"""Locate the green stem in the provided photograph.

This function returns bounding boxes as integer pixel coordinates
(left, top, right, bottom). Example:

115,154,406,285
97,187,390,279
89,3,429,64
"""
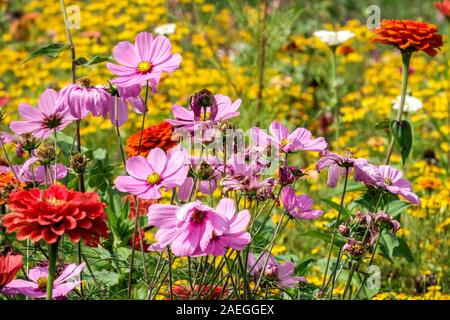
384,51,412,165
46,239,59,300
330,47,339,150
137,81,149,155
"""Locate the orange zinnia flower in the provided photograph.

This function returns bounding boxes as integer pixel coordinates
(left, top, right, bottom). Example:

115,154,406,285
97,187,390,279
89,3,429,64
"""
435,0,450,17
125,121,177,157
0,172,22,204
372,20,443,57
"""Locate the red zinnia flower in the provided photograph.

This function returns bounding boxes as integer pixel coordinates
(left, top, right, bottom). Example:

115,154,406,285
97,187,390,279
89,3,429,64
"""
435,0,450,17
372,20,443,57
167,284,226,300
0,254,23,289
125,121,177,157
2,185,108,245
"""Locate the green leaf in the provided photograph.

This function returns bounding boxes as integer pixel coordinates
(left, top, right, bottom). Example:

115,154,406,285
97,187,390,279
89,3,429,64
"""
93,148,107,160
24,43,70,63
295,258,315,276
375,120,391,130
390,120,413,165
392,236,414,263
75,55,112,66
381,231,399,258
325,181,366,197
385,200,411,218
300,231,344,248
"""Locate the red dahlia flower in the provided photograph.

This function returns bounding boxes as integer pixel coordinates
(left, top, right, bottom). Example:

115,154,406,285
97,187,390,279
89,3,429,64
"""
2,185,108,245
0,254,23,289
372,20,443,57
125,121,177,157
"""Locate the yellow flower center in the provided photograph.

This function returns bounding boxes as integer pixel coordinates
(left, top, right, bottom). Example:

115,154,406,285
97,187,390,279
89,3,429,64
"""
137,61,152,73
79,77,92,88
384,177,393,186
342,149,353,159
37,277,48,291
201,111,211,121
280,139,290,147
146,172,161,185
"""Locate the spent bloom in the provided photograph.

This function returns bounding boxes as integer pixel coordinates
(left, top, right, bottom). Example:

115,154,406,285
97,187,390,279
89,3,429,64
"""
0,254,23,290
247,252,302,289
1,263,84,299
115,147,188,200
251,121,327,154
10,88,72,139
372,20,443,57
314,30,355,47
107,32,181,90
281,186,323,220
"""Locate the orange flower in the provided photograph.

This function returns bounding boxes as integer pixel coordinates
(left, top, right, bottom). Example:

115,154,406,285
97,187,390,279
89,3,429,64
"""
435,0,450,17
372,20,443,57
0,172,22,205
125,121,177,157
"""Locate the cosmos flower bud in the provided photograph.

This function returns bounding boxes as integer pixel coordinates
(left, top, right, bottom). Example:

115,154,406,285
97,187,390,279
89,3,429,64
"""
70,153,89,175
190,89,218,122
196,161,216,180
36,143,57,165
338,224,350,236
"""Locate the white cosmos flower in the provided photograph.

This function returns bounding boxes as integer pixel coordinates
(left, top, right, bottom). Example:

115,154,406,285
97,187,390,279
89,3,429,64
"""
313,30,355,46
393,95,423,113
154,23,176,35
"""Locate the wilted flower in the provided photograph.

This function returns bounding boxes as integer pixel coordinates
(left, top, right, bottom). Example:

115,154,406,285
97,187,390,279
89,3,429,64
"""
374,211,401,234
343,239,367,260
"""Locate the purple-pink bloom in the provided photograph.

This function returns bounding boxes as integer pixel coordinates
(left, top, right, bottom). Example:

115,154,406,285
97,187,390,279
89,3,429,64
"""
20,164,68,185
354,161,420,205
1,263,85,299
115,147,188,200
281,186,323,220
10,89,73,139
58,81,109,120
0,132,14,145
107,32,181,90
316,150,356,187
147,200,228,256
202,198,251,256
167,94,241,131
251,121,327,154
247,252,302,288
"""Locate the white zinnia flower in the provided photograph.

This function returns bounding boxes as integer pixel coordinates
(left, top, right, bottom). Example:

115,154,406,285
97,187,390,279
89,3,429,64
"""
313,30,355,46
154,23,176,36
392,95,423,113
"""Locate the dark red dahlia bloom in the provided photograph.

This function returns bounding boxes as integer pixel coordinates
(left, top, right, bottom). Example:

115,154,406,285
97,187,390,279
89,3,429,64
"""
3,185,108,245
0,254,23,289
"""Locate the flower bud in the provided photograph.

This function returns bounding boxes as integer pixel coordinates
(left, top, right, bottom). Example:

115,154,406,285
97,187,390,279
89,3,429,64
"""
18,133,40,152
70,153,89,175
338,224,350,236
36,143,57,165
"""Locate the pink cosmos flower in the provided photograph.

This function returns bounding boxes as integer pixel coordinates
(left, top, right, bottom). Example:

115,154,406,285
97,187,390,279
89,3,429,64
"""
354,161,420,204
316,150,360,187
147,200,228,256
167,94,241,131
247,252,302,289
107,32,181,90
20,164,68,185
281,186,323,220
10,89,73,139
251,121,327,154
114,147,188,200
59,81,110,120
0,132,14,145
202,198,251,256
1,263,85,299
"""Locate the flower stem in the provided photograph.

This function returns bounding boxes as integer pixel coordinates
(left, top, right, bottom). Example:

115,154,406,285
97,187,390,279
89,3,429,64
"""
384,51,412,165
114,96,127,168
321,167,349,293
137,81,149,155
46,239,59,300
330,47,339,150
60,0,76,83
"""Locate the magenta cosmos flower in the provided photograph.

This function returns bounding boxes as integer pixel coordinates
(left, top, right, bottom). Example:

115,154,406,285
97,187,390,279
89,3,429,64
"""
251,121,327,154
10,88,72,139
1,263,85,299
147,200,228,256
247,252,302,289
281,186,323,220
59,79,110,120
354,161,420,205
167,94,241,131
107,32,181,90
316,150,363,187
201,198,251,256
115,147,188,200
